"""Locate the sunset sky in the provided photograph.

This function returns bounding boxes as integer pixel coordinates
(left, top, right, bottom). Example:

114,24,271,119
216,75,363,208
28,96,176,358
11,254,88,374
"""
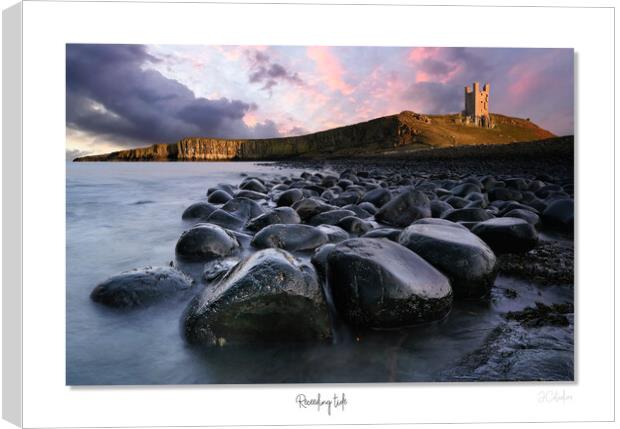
66,44,573,158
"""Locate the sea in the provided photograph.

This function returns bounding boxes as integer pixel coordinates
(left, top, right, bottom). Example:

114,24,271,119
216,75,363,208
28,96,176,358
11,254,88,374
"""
66,162,573,385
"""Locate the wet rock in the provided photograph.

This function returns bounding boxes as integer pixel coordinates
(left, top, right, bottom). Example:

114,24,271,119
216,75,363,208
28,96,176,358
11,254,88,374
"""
472,217,538,254
181,202,218,220
183,249,332,345
342,204,373,219
207,183,236,197
399,224,497,299
450,183,481,197
207,189,233,204
308,209,357,226
252,224,328,252
337,216,373,235
311,243,336,281
504,302,573,327
431,199,453,217
497,241,574,285
362,227,402,242
176,223,240,261
375,188,431,227
203,257,240,282
445,195,469,208
411,217,469,230
442,208,494,222
276,189,304,207
235,190,269,200
292,198,337,221
90,266,194,308
221,197,265,221
542,199,574,232
503,208,541,226
316,224,350,243
246,207,301,232
239,178,268,194
326,238,452,328
204,209,246,230
358,201,379,215
361,187,391,207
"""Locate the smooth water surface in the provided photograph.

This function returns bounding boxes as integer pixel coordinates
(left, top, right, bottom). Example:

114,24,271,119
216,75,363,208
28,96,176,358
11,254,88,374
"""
66,162,573,385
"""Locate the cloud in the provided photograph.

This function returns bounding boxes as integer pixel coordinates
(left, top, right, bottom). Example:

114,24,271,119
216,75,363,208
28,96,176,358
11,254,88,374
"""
402,81,462,114
65,148,91,161
66,44,280,148
246,50,303,92
306,47,354,95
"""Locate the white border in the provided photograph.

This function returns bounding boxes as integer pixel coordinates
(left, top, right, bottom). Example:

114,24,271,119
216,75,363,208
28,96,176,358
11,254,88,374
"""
15,1,615,427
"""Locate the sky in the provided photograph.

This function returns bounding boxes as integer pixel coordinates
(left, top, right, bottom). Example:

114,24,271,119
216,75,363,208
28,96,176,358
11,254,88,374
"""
66,44,573,159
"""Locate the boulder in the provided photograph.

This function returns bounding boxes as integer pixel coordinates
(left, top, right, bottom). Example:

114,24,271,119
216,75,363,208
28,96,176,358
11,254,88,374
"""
336,216,373,235
442,208,494,222
361,187,392,207
292,198,337,221
375,188,431,227
90,266,193,308
252,224,328,252
204,209,245,230
362,228,402,242
239,178,268,194
176,223,240,261
399,224,497,299
472,217,539,254
326,238,452,328
221,197,265,221
542,199,574,232
316,224,350,243
503,208,541,226
181,202,218,220
183,249,332,345
207,189,233,204
308,209,356,226
276,189,304,207
311,243,336,281
246,207,301,232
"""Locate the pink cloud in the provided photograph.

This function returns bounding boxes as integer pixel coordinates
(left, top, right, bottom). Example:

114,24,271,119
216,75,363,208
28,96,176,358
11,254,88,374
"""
306,47,355,95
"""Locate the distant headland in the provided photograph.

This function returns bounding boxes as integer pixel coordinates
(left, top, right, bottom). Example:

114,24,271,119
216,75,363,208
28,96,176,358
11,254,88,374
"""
73,111,555,162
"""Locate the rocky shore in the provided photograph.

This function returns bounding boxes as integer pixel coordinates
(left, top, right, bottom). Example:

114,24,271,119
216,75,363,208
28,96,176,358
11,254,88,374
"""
88,138,574,380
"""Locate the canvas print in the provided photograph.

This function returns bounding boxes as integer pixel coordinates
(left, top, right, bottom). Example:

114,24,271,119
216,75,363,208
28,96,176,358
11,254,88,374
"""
66,44,574,385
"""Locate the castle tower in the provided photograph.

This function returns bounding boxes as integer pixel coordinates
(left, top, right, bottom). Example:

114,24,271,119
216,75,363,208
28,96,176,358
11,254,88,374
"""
464,82,491,127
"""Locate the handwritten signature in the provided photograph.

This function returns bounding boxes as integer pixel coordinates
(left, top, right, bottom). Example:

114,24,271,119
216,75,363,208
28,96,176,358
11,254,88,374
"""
538,389,573,404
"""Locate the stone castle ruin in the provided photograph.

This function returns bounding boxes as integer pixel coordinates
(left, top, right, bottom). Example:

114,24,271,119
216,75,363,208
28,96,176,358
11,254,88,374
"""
464,82,492,128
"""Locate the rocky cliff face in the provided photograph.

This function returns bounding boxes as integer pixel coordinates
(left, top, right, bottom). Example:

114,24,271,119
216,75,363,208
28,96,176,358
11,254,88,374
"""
73,111,556,162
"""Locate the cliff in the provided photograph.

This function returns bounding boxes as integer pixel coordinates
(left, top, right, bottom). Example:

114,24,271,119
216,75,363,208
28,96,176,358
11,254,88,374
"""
73,111,556,162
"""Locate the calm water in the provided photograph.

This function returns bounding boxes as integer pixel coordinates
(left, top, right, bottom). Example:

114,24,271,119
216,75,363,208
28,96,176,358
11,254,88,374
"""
66,162,574,385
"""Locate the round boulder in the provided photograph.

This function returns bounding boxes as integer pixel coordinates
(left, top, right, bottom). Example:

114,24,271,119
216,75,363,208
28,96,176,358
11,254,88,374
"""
176,223,240,261
399,224,497,299
181,202,218,220
251,224,328,252
375,188,431,227
183,249,332,345
90,266,194,308
542,199,574,232
326,238,453,328
246,207,301,232
472,217,539,254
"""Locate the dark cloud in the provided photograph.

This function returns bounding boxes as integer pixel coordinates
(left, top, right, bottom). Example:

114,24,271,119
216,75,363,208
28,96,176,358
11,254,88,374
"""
246,50,303,92
66,44,280,148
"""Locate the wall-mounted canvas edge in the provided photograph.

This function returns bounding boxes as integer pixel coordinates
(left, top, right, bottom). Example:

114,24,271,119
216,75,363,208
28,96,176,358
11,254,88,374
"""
2,2,23,427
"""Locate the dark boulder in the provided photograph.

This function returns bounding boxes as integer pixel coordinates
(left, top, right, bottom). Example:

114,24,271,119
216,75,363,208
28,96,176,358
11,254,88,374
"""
362,228,402,242
542,199,574,232
246,207,301,232
292,198,337,221
221,197,265,221
399,224,497,299
442,208,494,222
375,188,431,227
472,217,539,254
176,223,240,261
326,238,452,328
308,209,357,226
252,224,328,252
276,189,304,207
336,216,373,235
91,266,194,308
361,187,392,207
207,189,233,204
316,224,350,243
181,202,218,220
183,249,332,345
204,209,245,230
239,178,268,194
